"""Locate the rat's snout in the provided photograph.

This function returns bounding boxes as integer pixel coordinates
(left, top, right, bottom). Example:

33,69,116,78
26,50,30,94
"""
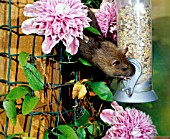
127,62,136,77
125,63,135,77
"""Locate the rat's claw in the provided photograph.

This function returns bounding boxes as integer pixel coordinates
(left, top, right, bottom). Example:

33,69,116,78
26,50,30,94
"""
123,76,131,80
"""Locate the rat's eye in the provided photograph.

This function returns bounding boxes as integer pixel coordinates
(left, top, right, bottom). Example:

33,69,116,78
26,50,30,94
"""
110,60,120,65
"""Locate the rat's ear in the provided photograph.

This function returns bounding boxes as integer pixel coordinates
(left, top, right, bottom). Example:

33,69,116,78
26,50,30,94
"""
83,35,89,43
122,47,128,55
111,59,120,65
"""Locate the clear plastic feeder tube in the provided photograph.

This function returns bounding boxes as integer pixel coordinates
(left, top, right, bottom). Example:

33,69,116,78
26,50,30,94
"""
117,0,152,84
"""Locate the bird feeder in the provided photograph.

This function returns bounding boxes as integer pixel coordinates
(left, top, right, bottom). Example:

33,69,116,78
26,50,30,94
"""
114,0,158,103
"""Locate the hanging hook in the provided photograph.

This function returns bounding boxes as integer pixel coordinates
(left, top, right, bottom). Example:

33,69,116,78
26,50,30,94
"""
122,58,142,96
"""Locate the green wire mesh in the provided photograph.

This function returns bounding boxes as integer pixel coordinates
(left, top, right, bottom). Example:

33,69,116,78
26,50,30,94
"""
0,0,80,138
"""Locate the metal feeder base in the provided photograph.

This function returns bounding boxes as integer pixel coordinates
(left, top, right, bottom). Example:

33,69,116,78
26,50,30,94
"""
114,90,158,103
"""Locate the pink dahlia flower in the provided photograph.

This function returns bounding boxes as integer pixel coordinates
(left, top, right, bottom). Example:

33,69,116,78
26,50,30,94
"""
21,0,91,55
95,0,117,42
100,101,157,139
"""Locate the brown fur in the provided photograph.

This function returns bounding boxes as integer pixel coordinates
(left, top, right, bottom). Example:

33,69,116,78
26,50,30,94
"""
79,38,133,77
78,9,133,77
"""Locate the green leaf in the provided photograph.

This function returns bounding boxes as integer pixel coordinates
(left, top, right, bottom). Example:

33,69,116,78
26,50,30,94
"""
7,132,26,139
19,51,29,67
77,128,86,139
57,125,78,139
50,132,60,136
3,99,17,126
64,50,72,57
79,58,92,66
23,63,44,91
64,50,73,61
22,94,39,115
22,137,36,139
87,124,94,135
85,0,92,5
43,130,49,139
84,26,101,35
58,135,67,139
6,86,31,100
87,82,114,102
87,122,102,136
75,110,90,126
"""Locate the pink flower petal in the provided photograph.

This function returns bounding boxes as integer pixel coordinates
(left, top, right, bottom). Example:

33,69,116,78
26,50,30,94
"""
42,36,59,54
24,4,35,17
66,37,79,55
95,1,117,42
21,18,36,35
100,109,115,125
102,0,112,2
111,101,123,111
22,0,91,54
100,101,157,138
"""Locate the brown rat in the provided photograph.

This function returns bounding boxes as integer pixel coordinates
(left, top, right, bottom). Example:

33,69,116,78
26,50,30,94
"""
78,9,133,78
78,37,133,77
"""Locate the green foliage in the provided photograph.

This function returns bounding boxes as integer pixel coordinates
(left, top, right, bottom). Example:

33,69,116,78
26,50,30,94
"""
3,99,17,126
19,51,44,91
77,128,86,139
75,110,90,126
43,130,49,139
22,94,39,115
142,102,153,109
57,125,79,139
6,86,31,100
2,51,43,125
79,58,92,66
19,52,29,67
22,137,37,139
22,64,44,91
87,82,114,102
64,51,73,62
81,0,102,8
58,135,67,139
7,132,26,139
84,26,101,35
3,85,39,124
87,121,103,136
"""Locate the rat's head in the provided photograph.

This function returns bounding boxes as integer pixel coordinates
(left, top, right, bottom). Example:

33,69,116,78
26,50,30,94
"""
92,41,134,78
109,47,134,77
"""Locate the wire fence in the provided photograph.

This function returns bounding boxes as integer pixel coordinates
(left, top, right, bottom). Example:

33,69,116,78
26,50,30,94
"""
0,0,80,138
